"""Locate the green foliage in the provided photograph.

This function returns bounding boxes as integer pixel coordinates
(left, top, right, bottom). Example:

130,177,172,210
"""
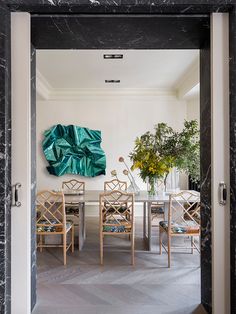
129,120,200,183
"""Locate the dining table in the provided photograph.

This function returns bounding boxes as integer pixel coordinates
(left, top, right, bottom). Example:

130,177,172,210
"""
64,190,197,251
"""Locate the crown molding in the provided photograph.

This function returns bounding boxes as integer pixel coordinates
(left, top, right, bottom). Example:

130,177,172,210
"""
175,57,200,100
36,69,52,100
36,68,177,100
49,87,176,100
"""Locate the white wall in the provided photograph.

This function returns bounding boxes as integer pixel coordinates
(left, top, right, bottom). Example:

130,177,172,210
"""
36,93,188,215
37,94,187,188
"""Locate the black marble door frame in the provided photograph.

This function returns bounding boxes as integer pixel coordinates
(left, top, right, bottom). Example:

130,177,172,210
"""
0,2,235,314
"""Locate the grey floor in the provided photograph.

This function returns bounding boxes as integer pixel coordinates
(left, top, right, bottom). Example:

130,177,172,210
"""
33,217,205,314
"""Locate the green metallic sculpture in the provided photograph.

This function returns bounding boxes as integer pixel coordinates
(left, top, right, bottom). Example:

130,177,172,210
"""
43,124,106,177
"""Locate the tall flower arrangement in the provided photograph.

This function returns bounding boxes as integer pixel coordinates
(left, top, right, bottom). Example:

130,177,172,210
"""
129,120,200,194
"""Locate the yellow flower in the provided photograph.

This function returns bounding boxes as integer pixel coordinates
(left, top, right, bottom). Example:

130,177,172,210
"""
132,161,142,170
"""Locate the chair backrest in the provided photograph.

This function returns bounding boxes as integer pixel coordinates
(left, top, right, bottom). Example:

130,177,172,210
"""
36,190,66,232
168,190,200,233
62,179,85,193
104,179,127,191
99,190,134,233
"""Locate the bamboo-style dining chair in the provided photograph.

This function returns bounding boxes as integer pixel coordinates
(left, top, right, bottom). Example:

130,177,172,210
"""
62,179,85,249
62,179,85,195
151,202,165,227
104,178,127,191
99,190,135,265
36,190,74,265
159,190,200,268
151,180,165,226
62,179,85,214
104,179,130,238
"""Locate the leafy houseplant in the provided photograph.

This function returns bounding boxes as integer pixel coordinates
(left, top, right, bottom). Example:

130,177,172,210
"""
129,120,200,195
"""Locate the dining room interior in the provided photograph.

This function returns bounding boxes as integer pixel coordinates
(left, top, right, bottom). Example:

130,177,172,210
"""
33,48,202,314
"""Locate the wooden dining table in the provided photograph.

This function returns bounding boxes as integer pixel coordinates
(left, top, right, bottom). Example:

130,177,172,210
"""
64,190,196,251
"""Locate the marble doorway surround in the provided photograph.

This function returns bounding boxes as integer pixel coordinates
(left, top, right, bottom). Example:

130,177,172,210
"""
0,1,235,314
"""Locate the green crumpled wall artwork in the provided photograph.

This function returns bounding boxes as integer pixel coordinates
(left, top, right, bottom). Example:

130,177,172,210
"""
43,124,106,177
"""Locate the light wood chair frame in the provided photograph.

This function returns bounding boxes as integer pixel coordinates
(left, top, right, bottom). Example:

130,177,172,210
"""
62,179,85,249
159,190,200,268
151,202,165,227
99,190,135,265
150,180,165,227
104,178,127,191
62,179,85,211
36,190,74,265
62,179,85,193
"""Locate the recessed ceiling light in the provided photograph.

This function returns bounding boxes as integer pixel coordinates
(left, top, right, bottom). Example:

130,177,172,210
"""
103,54,123,59
105,80,120,83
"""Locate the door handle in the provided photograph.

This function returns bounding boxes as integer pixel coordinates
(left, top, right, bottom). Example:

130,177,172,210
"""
12,183,21,207
219,182,227,206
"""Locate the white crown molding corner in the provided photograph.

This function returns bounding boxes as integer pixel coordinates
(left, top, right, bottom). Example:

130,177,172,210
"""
36,69,52,100
184,83,200,101
175,57,200,100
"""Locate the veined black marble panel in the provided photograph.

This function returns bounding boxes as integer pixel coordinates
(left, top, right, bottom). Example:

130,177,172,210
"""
200,42,212,313
0,4,11,314
31,15,210,50
31,45,37,312
3,0,234,14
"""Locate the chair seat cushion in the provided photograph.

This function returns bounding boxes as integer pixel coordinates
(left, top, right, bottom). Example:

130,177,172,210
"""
103,219,131,233
159,220,199,234
151,207,164,214
37,219,73,233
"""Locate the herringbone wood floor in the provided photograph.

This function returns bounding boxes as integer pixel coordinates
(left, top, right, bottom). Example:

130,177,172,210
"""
33,217,205,314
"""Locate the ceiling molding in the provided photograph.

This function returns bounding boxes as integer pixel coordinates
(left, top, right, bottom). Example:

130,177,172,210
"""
36,69,52,100
175,57,200,100
183,83,200,101
36,69,177,100
49,88,177,100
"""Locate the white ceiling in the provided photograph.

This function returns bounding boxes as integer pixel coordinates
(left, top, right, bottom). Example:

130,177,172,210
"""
36,50,199,90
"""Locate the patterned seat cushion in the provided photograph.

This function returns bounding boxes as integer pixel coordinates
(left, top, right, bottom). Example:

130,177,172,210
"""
103,219,131,233
37,219,73,233
151,207,164,214
159,220,199,234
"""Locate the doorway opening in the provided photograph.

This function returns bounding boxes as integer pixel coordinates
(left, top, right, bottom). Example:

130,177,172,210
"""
33,48,202,314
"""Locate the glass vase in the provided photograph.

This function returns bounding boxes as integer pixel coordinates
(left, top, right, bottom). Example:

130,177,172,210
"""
147,177,157,196
127,177,140,195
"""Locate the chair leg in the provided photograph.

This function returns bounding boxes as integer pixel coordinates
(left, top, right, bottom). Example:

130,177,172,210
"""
100,231,103,265
168,234,171,268
78,220,80,250
131,232,135,266
71,226,74,253
63,233,67,266
159,229,162,255
40,235,43,252
191,236,194,254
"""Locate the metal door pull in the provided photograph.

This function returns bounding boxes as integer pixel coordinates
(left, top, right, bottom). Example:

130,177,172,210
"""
12,183,21,207
219,182,227,206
